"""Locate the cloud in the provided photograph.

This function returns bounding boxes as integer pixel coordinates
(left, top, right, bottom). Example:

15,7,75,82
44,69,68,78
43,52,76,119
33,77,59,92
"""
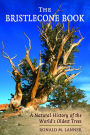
78,84,90,92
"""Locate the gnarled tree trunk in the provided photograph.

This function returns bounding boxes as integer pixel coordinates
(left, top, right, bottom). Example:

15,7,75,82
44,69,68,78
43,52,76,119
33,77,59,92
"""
1,44,23,109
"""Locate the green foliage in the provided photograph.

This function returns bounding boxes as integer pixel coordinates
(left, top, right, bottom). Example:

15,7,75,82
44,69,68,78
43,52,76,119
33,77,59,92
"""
20,58,37,105
47,84,86,108
40,23,79,67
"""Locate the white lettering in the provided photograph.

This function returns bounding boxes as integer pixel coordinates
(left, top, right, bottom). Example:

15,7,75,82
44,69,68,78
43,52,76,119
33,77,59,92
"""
43,15,48,22
33,15,37,22
80,15,84,22
55,15,59,22
67,15,72,22
37,15,42,22
11,15,16,22
73,15,79,22
6,15,10,22
62,14,84,22
62,15,67,22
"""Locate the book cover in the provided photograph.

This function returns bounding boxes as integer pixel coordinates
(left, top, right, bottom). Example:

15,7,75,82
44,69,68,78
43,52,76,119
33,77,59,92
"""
0,0,90,135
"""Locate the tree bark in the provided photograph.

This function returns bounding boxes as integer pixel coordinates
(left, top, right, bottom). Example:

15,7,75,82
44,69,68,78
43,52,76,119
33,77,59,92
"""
10,81,22,109
0,104,9,111
26,95,48,110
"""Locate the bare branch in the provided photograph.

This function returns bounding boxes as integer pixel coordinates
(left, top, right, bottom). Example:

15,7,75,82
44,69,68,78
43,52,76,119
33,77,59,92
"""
63,33,84,65
1,42,16,71
62,23,64,31
68,20,70,33
55,66,69,76
56,29,62,41
8,70,12,75
55,72,66,81
53,24,64,51
8,71,16,81
44,33,53,51
1,42,9,59
57,66,64,73
35,63,44,70
64,72,80,83
64,67,80,72
38,27,53,52
23,32,31,52
55,66,80,81
17,61,24,68
79,30,83,38
45,5,62,32
11,55,17,60
25,54,36,73
57,29,77,63
50,29,77,75
37,25,42,34
49,84,60,94
24,33,36,73
31,53,41,100
64,63,74,66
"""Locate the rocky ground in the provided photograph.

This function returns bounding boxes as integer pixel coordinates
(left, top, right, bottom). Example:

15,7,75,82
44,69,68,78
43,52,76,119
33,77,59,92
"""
0,107,90,135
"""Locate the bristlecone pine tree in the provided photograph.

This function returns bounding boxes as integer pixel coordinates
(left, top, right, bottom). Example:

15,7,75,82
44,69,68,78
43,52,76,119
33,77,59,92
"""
1,7,84,111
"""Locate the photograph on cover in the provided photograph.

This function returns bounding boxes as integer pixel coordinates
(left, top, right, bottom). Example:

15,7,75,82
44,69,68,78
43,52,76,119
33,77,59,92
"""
0,0,90,135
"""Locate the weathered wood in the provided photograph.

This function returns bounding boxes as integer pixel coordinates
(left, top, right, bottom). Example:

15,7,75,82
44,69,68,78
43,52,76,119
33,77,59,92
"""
0,104,9,111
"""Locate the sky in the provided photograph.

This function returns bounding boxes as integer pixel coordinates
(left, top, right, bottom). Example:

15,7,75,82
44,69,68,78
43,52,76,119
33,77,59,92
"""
0,0,90,104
